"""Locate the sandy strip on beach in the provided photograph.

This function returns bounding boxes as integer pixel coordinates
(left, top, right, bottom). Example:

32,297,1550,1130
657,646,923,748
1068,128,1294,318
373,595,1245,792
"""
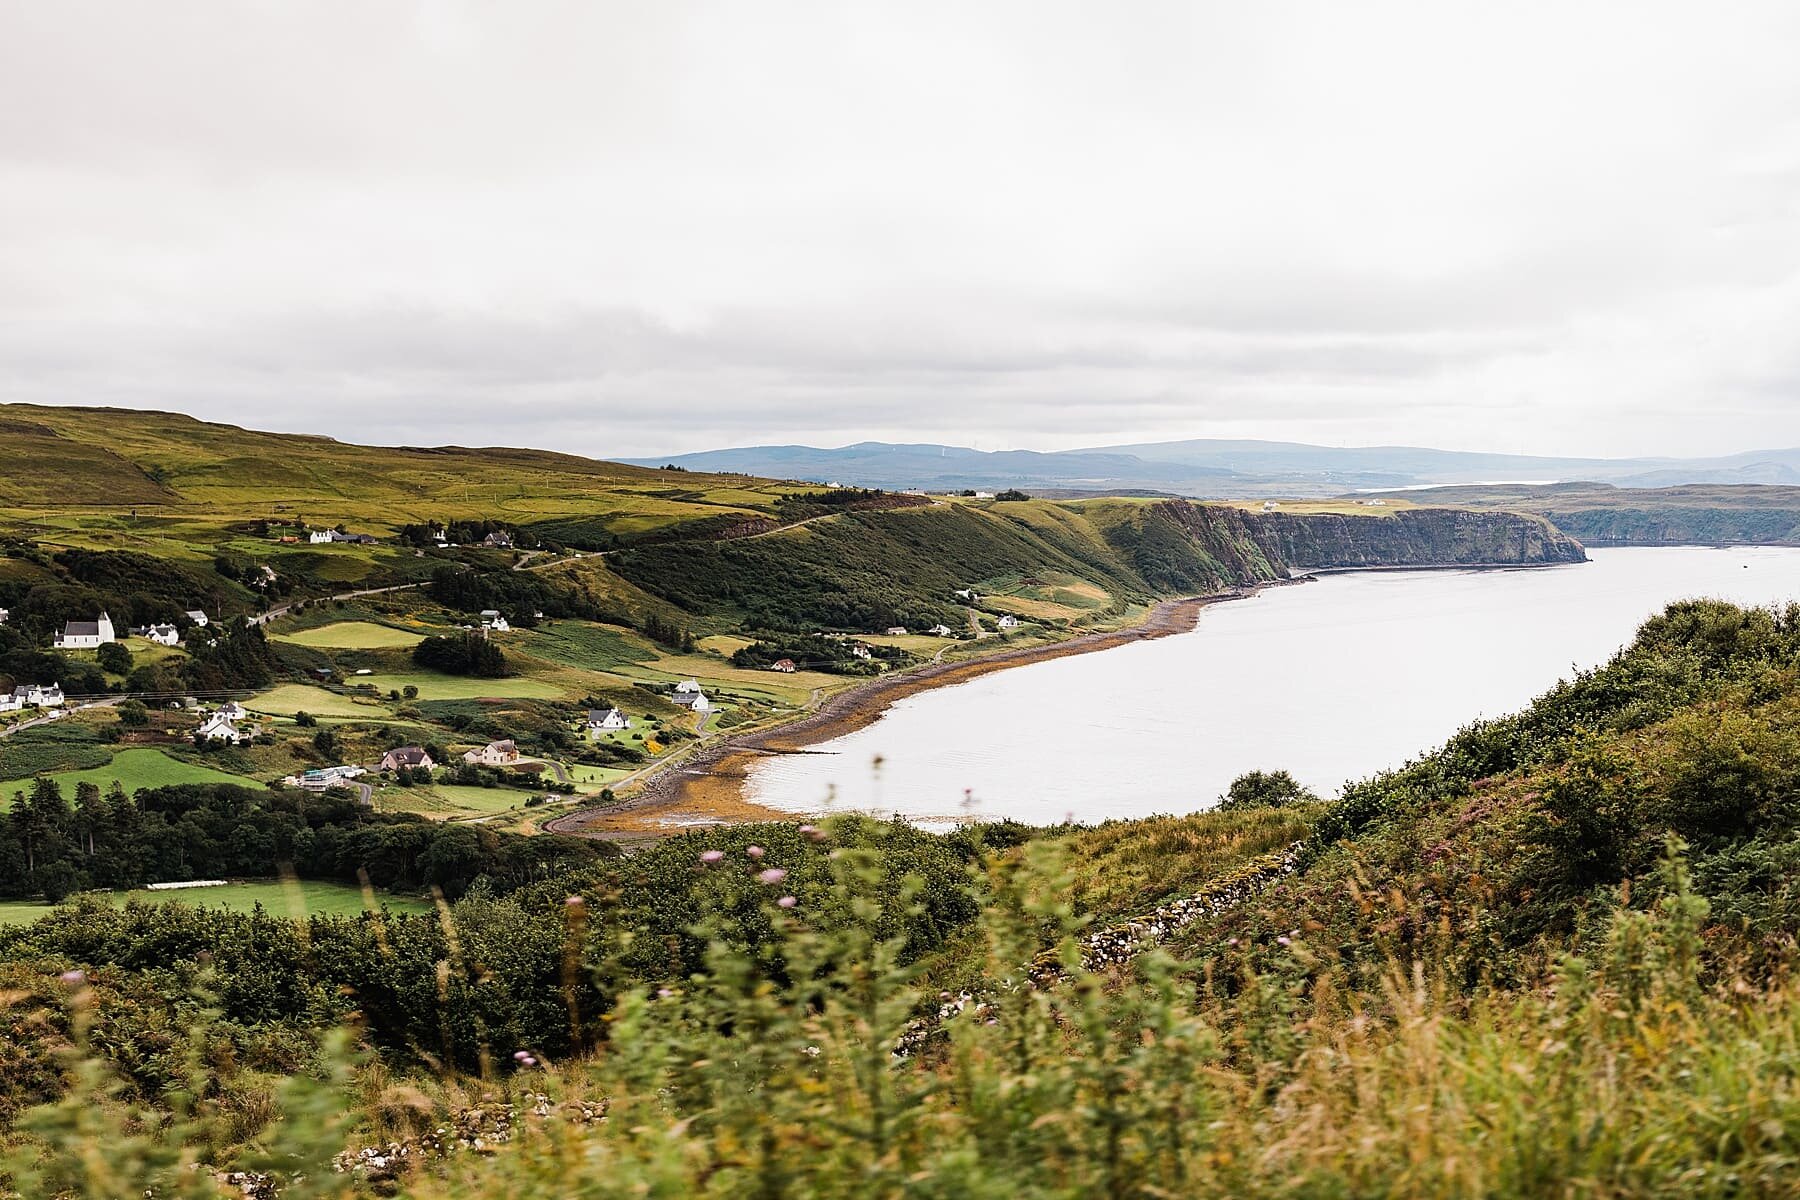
543,589,1267,841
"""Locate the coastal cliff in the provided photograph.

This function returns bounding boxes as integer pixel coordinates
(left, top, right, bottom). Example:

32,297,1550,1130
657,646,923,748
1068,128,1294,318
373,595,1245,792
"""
1250,506,1588,571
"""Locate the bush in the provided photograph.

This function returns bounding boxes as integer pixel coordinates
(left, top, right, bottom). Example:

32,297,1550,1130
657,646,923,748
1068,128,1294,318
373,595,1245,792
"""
1218,768,1318,811
96,642,132,675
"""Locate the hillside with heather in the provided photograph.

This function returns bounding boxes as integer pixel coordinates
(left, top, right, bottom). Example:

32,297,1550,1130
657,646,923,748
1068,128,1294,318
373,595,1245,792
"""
4,599,1800,1195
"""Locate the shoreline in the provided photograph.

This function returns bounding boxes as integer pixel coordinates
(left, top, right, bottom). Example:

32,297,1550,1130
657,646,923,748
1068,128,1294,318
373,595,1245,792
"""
543,585,1278,840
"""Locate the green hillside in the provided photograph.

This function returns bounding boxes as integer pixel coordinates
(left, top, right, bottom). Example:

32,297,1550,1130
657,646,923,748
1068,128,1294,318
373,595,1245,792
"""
5,600,1800,1194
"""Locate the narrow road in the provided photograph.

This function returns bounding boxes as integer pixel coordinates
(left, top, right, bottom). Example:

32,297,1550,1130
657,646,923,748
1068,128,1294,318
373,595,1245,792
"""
250,583,420,626
0,696,122,739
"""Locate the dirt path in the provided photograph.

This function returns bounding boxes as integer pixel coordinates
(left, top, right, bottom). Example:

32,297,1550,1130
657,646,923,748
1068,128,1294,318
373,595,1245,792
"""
545,587,1270,841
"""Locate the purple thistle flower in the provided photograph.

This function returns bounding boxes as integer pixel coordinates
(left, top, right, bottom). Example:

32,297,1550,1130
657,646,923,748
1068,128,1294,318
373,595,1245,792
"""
746,845,765,859
564,895,584,907
777,895,797,909
657,988,674,999
700,849,725,865
59,969,85,985
1277,935,1292,947
758,868,788,885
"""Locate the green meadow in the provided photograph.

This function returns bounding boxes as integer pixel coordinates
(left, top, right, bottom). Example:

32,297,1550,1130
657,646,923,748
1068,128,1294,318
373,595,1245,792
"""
0,878,431,926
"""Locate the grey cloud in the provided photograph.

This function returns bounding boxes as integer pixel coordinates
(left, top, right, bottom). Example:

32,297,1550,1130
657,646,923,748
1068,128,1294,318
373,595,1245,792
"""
1,1,1798,458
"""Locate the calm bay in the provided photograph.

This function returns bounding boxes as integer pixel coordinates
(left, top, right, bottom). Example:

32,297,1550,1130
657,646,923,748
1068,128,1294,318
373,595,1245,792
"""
743,546,1800,825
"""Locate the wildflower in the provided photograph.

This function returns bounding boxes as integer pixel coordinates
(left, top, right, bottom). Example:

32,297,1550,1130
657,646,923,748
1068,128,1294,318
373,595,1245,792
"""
758,868,788,885
803,1045,821,1057
1277,936,1292,947
746,845,765,859
59,969,85,986
1227,938,1239,947
657,987,674,999
564,895,584,906
777,895,797,908
700,849,725,865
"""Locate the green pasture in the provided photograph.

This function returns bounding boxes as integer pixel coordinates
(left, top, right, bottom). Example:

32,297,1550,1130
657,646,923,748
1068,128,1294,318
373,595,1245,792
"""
0,878,431,926
273,620,425,649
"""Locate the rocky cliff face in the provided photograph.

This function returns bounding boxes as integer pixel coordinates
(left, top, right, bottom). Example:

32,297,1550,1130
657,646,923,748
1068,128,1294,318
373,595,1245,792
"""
1131,502,1585,588
1253,507,1588,571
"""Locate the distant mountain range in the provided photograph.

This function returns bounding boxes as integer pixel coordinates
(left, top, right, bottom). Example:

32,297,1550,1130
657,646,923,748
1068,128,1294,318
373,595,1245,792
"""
626,440,1800,497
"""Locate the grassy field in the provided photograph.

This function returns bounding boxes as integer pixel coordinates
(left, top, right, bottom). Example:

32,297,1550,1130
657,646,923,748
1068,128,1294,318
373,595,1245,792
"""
515,621,657,672
0,748,263,806
247,683,397,720
370,783,542,818
1213,498,1411,516
351,672,568,701
0,878,432,925
273,620,425,649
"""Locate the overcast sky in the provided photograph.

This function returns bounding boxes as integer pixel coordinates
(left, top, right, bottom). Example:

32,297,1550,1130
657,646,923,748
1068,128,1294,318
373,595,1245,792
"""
2,2,1797,459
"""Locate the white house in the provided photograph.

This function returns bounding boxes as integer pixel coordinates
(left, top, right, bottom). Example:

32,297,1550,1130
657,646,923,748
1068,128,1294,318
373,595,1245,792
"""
309,529,336,544
0,693,19,714
13,683,64,708
1261,501,1279,513
884,626,908,636
184,609,209,627
0,607,9,624
587,706,631,733
973,491,995,499
482,530,514,549
195,712,249,744
132,624,180,646
217,701,248,722
770,658,797,673
480,610,511,632
670,679,711,713
997,614,1019,629
849,644,873,660
55,612,115,649
928,624,955,637
462,739,520,766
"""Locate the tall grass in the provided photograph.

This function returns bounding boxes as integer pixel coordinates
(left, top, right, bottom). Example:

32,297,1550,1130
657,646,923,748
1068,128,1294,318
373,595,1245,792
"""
8,839,1800,1198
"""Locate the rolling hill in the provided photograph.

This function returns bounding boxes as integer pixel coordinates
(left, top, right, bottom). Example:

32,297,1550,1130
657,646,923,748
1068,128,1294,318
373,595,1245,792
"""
630,438,1800,496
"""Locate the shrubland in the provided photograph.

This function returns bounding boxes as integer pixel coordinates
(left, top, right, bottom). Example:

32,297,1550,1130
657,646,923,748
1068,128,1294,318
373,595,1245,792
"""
4,599,1800,1196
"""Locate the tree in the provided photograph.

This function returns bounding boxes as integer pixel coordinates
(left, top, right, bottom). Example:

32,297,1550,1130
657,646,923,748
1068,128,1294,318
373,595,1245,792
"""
313,727,339,757
1218,769,1318,811
96,642,133,675
413,632,509,678
116,699,149,727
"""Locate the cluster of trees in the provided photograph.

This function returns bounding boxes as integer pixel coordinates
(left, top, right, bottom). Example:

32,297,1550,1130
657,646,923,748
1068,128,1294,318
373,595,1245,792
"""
0,616,278,700
0,549,240,647
730,633,901,675
425,564,599,626
0,815,1003,1074
0,779,607,903
413,631,510,677
396,519,535,550
640,612,696,651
